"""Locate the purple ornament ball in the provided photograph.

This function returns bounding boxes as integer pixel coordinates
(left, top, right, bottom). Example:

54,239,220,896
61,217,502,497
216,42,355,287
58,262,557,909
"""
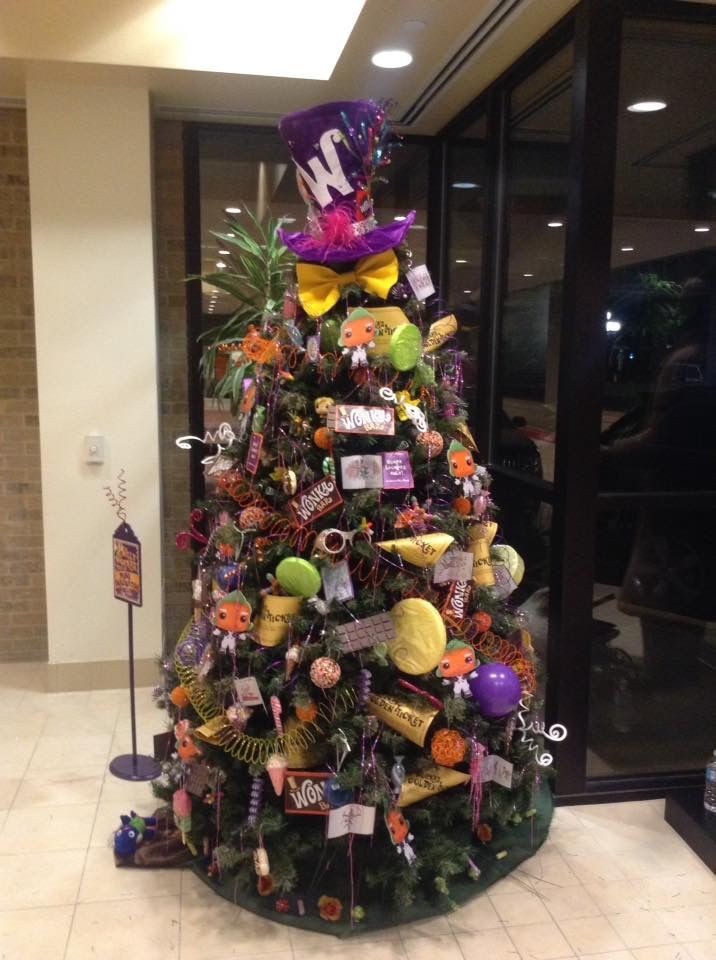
468,663,522,718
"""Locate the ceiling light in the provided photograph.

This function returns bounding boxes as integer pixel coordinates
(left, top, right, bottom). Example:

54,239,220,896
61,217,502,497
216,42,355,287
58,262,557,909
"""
463,290,472,294
224,206,241,215
620,246,634,252
452,182,480,190
281,216,296,224
394,215,407,221
218,249,230,255
216,261,227,269
606,319,622,333
694,225,711,232
606,310,612,320
547,221,564,228
371,49,412,69
627,100,667,113
455,258,467,264
523,273,534,278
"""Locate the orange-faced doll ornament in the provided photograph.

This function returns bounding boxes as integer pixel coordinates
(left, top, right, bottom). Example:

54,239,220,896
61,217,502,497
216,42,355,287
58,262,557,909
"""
338,308,375,369
214,589,253,654
386,807,417,866
447,440,480,498
174,719,202,764
436,639,479,698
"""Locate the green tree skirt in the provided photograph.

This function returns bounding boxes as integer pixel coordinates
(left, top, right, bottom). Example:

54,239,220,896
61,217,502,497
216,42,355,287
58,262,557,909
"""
190,780,553,937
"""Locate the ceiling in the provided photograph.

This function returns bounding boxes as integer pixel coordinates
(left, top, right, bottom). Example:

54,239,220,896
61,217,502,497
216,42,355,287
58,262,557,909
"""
0,0,578,134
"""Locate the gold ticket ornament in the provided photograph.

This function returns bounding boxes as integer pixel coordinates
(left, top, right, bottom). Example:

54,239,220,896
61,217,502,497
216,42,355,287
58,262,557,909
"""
367,693,440,747
449,421,479,452
399,764,471,807
468,526,496,587
388,598,447,674
376,532,454,568
254,594,303,647
424,314,458,353
367,306,409,356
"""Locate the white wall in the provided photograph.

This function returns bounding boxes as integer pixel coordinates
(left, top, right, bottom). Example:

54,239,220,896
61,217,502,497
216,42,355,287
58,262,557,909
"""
26,71,162,664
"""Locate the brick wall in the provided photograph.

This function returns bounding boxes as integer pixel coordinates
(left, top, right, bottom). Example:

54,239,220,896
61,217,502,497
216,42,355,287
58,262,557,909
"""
154,119,192,652
0,107,48,661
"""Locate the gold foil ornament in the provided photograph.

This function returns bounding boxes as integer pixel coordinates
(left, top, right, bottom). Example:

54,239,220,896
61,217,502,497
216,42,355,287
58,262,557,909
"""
388,598,447,675
449,421,479,452
399,764,471,807
255,594,302,647
367,693,439,747
367,306,409,356
424,314,458,353
468,526,496,587
376,532,454,568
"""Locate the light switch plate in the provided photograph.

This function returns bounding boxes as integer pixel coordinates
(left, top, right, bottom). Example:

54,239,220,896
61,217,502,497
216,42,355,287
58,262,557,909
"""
84,434,104,464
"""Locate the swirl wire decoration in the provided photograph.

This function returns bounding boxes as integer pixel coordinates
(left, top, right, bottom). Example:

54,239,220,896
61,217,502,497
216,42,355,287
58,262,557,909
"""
174,620,356,766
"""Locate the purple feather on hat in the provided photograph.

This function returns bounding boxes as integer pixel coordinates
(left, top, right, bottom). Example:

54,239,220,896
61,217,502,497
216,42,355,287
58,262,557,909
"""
278,100,415,262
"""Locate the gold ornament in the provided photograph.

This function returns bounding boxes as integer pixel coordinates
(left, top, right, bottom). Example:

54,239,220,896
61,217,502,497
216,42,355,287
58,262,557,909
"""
468,525,496,587
424,314,458,353
376,532,454,568
388,598,447,674
254,594,303,647
399,764,471,807
367,693,440,747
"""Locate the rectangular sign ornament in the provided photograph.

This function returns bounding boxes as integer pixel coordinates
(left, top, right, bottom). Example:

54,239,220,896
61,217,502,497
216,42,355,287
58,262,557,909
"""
327,404,395,436
288,476,344,526
284,771,331,815
112,522,142,606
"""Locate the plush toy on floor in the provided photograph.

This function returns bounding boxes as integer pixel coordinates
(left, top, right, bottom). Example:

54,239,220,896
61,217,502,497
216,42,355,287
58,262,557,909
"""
113,811,158,858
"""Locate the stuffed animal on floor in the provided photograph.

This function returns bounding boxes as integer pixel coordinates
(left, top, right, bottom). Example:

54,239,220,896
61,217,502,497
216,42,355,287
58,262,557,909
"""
113,811,157,858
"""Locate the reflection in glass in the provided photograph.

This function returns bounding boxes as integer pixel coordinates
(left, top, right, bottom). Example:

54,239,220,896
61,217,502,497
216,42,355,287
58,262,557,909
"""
446,113,487,445
500,44,573,485
588,18,716,778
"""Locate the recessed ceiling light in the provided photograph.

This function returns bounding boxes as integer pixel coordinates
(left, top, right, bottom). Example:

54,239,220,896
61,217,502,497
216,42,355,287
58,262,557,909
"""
218,249,230,255
694,225,711,232
627,100,667,113
547,221,564,228
606,319,622,332
620,246,635,252
371,49,412,69
455,258,467,264
452,182,480,190
225,206,241,215
463,290,472,294
216,261,227,269
523,273,534,278
394,215,407,221
281,216,296,224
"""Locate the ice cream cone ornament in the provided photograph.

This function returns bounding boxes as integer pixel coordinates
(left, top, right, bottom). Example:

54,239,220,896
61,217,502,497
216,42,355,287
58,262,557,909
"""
266,753,288,796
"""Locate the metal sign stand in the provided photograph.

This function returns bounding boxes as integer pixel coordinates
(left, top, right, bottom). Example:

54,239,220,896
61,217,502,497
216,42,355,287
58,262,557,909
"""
105,475,161,781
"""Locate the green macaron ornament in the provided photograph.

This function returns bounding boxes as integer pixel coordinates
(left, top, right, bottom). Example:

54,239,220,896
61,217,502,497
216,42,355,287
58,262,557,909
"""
389,323,423,371
275,557,322,598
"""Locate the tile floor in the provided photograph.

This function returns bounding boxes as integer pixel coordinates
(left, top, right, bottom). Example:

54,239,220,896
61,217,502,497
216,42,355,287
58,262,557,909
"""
1,667,715,960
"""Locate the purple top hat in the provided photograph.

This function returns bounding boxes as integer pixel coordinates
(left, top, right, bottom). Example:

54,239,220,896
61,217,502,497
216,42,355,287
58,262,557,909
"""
277,100,415,263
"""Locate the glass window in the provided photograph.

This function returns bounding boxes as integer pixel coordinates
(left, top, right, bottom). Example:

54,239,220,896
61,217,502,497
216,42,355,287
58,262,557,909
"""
500,44,574,484
589,18,716,778
446,114,487,427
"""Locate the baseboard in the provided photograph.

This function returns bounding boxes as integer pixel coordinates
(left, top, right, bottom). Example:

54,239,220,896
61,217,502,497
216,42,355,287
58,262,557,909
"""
0,658,159,692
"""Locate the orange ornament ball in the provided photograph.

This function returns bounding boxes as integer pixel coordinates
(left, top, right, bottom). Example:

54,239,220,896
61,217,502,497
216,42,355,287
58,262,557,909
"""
472,611,492,634
170,686,190,709
453,497,473,515
430,728,467,767
417,430,444,459
314,427,333,450
295,700,319,723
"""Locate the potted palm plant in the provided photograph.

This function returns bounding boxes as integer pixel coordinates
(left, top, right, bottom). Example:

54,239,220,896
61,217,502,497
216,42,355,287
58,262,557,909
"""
195,209,294,414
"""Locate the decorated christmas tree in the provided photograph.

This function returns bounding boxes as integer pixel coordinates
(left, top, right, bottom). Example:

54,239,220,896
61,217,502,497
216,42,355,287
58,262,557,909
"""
151,100,564,934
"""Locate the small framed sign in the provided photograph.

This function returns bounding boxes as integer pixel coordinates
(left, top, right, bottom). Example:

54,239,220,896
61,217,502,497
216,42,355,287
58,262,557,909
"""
112,522,142,606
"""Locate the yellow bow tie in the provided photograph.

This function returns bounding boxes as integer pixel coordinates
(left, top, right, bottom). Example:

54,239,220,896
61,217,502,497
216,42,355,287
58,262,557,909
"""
297,250,399,318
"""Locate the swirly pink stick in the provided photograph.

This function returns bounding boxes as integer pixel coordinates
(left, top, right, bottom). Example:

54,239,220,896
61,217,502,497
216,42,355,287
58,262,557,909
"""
270,695,283,735
397,679,443,710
